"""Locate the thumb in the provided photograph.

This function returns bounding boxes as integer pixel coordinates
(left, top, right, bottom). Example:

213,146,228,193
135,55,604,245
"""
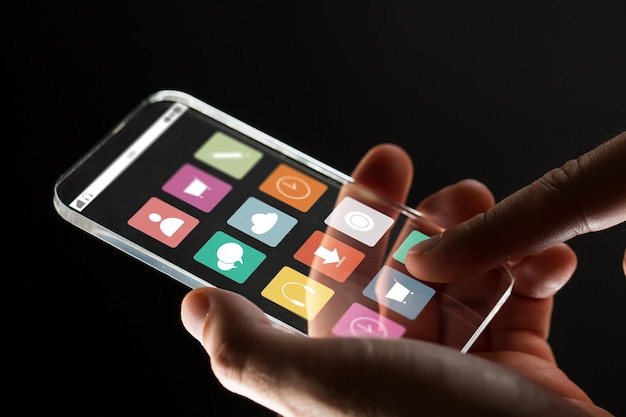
181,287,312,415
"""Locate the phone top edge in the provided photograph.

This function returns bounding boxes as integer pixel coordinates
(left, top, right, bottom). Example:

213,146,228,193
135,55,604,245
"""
53,89,427,223
148,90,355,181
147,90,428,221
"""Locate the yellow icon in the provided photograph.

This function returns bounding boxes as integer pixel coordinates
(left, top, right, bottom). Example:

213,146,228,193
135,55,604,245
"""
262,266,334,320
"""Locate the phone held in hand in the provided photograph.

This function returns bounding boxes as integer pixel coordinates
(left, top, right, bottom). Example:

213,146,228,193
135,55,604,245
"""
54,90,513,352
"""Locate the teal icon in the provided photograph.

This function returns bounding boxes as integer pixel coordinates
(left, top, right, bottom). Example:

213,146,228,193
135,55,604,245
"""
194,231,266,284
392,230,429,264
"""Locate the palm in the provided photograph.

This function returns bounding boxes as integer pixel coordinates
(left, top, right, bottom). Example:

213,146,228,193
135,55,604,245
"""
473,291,589,398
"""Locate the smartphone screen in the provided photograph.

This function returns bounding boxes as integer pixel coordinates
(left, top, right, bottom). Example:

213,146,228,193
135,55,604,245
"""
54,90,513,352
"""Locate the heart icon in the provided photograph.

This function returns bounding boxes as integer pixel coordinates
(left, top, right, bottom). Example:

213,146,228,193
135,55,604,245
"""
251,212,278,234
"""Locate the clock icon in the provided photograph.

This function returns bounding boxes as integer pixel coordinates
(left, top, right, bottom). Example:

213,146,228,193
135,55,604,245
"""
259,164,328,212
276,175,311,200
349,316,388,337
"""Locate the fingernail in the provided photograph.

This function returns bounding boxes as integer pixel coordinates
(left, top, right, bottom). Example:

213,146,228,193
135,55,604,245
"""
408,233,442,256
181,289,211,342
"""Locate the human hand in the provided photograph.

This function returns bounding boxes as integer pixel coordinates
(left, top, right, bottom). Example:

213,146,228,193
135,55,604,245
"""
406,132,626,283
181,144,613,416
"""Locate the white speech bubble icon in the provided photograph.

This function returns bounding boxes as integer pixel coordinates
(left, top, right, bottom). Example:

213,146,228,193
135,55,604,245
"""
216,242,244,271
217,260,236,271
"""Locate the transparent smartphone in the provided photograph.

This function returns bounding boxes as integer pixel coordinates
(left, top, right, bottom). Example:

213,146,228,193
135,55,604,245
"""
54,90,513,352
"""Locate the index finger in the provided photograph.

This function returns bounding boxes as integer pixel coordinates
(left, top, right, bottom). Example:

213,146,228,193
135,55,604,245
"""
406,131,626,283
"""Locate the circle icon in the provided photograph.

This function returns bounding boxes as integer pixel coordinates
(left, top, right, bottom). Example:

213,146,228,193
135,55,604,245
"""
344,211,374,232
276,175,311,200
350,317,388,337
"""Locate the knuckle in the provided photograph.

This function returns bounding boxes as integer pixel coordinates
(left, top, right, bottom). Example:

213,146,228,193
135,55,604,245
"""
536,156,592,235
209,332,250,386
538,157,582,193
210,332,280,394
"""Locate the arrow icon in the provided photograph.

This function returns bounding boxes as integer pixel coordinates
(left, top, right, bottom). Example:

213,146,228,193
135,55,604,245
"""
282,181,298,190
355,322,373,333
314,245,344,265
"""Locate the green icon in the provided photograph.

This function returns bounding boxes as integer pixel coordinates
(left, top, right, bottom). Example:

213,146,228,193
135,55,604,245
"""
392,230,429,264
194,231,266,284
194,132,263,179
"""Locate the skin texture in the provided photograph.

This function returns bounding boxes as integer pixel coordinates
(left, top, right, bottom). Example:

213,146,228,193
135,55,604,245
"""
181,137,625,417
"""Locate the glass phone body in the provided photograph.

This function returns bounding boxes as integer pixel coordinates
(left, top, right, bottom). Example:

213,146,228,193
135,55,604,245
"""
54,90,513,352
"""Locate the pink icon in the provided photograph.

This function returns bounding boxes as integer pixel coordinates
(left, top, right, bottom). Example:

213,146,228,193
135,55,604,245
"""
162,164,232,212
331,303,405,338
127,197,199,247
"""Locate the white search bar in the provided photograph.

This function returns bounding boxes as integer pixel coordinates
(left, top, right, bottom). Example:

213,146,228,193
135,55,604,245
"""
70,103,188,212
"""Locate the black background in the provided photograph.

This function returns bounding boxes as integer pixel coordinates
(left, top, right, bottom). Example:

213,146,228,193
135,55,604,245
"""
13,1,625,416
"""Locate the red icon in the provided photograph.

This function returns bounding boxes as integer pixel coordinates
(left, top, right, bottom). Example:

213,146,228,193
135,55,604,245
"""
127,197,199,248
294,230,365,282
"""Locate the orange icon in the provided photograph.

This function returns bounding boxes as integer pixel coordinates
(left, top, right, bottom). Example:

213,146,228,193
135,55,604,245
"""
259,164,327,212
